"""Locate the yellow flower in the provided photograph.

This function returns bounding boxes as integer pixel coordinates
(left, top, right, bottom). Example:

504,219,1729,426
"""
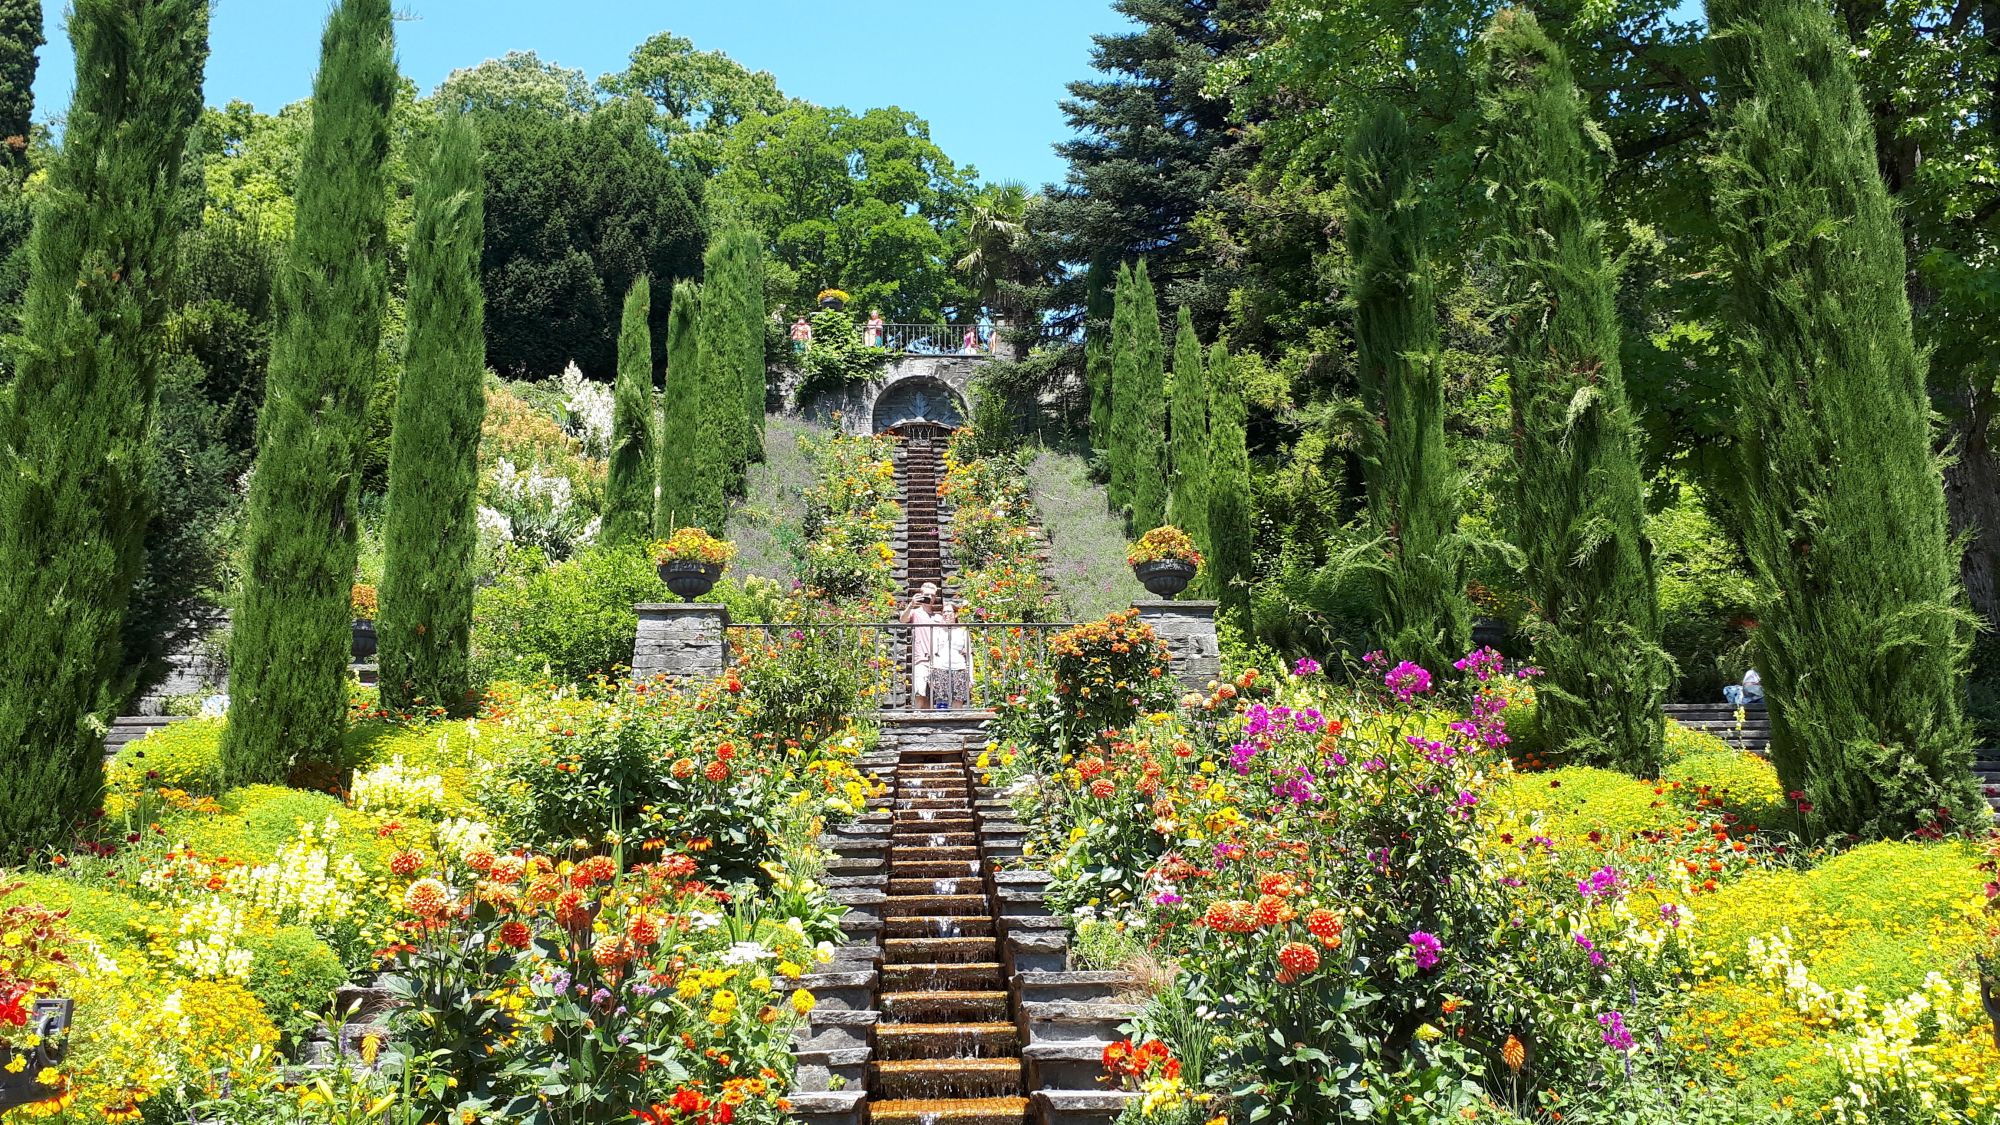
791,988,817,1016
3,1055,23,1073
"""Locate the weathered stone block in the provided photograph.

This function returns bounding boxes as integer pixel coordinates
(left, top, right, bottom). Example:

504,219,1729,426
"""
630,604,730,683
1132,600,1222,688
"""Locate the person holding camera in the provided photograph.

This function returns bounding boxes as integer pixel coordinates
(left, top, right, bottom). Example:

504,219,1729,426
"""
900,582,944,709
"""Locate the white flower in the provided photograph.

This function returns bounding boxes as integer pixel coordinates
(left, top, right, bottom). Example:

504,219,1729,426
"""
723,941,774,965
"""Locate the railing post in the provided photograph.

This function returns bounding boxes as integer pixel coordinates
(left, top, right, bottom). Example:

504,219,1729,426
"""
1132,600,1222,689
632,603,731,683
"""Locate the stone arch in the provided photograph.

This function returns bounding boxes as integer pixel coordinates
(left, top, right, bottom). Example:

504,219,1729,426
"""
870,374,968,433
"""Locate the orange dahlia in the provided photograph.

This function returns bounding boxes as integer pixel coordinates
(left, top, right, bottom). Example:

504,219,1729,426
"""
1088,778,1117,799
1277,941,1320,977
704,760,731,783
389,849,424,878
402,878,451,919
499,920,533,950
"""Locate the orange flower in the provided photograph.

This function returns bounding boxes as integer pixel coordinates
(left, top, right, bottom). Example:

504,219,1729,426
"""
1277,941,1320,979
463,846,497,874
575,854,617,885
704,760,731,783
1502,1034,1526,1073
1088,778,1117,799
402,878,451,919
389,849,424,878
629,913,661,945
672,758,696,779
499,920,532,949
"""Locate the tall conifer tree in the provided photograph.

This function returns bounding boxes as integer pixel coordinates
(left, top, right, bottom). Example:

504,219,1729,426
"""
1477,14,1668,774
604,275,655,545
224,0,395,784
1127,261,1168,534
0,0,208,856
696,226,763,487
379,113,485,715
1344,103,1468,674
1084,257,1114,449
656,280,714,532
1205,337,1253,628
1167,306,1209,559
1707,0,1980,832
1106,262,1138,515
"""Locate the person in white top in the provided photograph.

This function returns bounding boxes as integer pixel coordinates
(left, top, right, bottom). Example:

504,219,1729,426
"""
928,600,973,709
1723,667,1763,706
899,583,943,709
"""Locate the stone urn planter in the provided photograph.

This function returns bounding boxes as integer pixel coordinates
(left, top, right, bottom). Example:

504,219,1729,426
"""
1132,559,1196,599
351,619,377,661
1983,976,2000,1051
658,560,723,603
0,998,71,1113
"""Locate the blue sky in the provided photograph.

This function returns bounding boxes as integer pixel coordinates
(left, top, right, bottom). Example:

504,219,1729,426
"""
29,0,1128,189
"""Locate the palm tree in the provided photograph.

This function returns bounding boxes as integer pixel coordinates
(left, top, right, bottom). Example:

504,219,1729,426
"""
955,181,1032,323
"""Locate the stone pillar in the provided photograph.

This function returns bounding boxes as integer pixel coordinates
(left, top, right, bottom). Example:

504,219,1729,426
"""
1132,600,1221,689
632,604,730,683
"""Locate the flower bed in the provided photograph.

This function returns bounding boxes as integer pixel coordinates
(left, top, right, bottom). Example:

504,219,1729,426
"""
940,428,1055,623
793,430,900,610
8,636,882,1123
981,627,2000,1124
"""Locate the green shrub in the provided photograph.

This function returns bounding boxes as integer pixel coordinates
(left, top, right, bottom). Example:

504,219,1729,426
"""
1662,746,1789,828
1692,840,1986,997
472,543,666,684
7,873,157,958
1494,765,1665,843
107,718,228,812
242,924,349,1042
167,785,397,874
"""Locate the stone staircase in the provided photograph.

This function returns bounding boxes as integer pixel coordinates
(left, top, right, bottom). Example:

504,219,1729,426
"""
788,713,1137,1125
1975,747,2000,815
1662,702,1771,754
895,430,950,598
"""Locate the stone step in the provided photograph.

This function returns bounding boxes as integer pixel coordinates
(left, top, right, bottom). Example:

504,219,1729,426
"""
875,1021,1019,1059
869,1096,1029,1125
885,915,995,939
880,962,1005,992
872,1057,1023,1100
880,990,1012,1023
886,937,1000,964
884,894,991,918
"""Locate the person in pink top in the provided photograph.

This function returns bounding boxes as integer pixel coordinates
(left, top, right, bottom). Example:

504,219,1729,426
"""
899,582,943,709
864,309,885,348
790,316,813,355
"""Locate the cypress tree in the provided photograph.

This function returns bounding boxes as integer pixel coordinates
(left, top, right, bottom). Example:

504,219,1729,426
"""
656,279,719,532
1205,337,1253,628
1167,306,1209,562
696,226,763,488
0,0,208,857
1084,256,1114,449
224,0,395,785
1707,0,1980,832
378,112,485,715
604,275,655,545
1344,103,1469,673
1127,261,1168,534
0,0,40,174
1106,262,1138,514
1476,14,1668,774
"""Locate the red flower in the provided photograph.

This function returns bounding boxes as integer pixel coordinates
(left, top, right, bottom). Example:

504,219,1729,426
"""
1277,941,1320,980
388,849,424,878
1088,778,1117,799
499,920,532,950
704,760,731,783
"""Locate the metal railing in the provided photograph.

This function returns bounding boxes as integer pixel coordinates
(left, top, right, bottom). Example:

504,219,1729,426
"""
866,323,1001,356
728,621,1074,710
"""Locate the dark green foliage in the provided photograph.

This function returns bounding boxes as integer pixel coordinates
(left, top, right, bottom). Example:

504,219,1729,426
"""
1106,262,1137,513
1109,260,1167,533
1479,15,1669,773
224,0,396,786
794,308,887,403
604,275,655,545
476,98,705,379
472,544,664,685
1084,257,1114,448
1205,338,1253,628
1167,306,1209,562
0,0,39,170
695,225,765,490
1041,0,1261,321
0,0,208,858
379,113,485,714
656,279,718,533
1345,104,1470,674
1707,0,1981,833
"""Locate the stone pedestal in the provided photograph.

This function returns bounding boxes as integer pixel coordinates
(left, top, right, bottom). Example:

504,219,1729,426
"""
632,604,730,683
1132,601,1221,689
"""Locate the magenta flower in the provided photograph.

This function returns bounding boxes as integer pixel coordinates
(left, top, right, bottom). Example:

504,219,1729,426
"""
1292,657,1322,677
1597,1011,1634,1052
1408,931,1442,971
1384,661,1433,702
1452,647,1506,682
1576,866,1625,901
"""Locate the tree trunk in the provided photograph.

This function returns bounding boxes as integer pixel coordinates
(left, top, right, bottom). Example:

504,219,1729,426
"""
1943,374,2000,627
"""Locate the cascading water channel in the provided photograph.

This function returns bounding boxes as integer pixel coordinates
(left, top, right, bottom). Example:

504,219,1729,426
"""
865,739,1028,1125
